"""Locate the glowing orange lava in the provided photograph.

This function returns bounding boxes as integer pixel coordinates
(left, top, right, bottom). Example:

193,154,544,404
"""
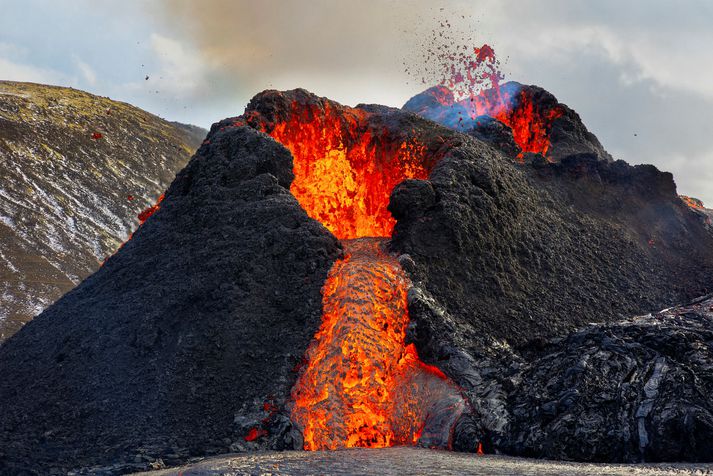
138,193,164,224
680,195,705,210
290,239,464,450
243,97,434,239
467,84,564,158
240,91,466,451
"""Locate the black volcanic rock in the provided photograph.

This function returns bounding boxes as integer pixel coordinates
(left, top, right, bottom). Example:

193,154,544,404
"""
391,137,713,349
0,81,205,340
392,97,713,461
388,179,437,221
504,296,713,462
467,115,521,159
0,126,340,474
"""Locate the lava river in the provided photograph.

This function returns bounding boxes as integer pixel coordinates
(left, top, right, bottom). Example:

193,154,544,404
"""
290,238,465,450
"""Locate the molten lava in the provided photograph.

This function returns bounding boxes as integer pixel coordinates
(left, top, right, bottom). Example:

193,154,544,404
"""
468,84,564,158
240,91,467,451
680,195,705,210
290,239,464,450
243,98,434,240
137,194,164,224
409,40,564,158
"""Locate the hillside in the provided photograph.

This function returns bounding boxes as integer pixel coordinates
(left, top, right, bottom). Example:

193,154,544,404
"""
0,81,205,339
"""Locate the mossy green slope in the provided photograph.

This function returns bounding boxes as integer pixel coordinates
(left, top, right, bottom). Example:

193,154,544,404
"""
0,81,205,340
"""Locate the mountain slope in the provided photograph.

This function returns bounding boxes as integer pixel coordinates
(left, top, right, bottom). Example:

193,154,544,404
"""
0,81,205,339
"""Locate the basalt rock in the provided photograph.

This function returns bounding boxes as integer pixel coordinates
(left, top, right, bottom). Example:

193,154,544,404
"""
390,138,713,350
0,126,340,474
503,296,713,462
467,115,521,159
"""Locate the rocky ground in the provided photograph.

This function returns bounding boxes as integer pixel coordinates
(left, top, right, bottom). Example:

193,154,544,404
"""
0,81,204,340
134,448,713,476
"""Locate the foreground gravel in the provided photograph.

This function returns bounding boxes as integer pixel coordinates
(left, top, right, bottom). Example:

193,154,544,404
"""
136,447,713,476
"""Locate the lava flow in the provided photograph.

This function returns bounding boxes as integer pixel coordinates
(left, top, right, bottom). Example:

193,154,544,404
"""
680,195,705,210
290,239,465,450
241,92,466,450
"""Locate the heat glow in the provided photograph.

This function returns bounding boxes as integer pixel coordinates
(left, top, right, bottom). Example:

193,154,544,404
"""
289,239,464,450
466,83,564,157
680,195,705,210
241,92,465,450
243,97,436,239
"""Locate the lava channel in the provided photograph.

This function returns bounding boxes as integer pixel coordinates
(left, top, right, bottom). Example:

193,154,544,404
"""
290,238,465,450
240,91,467,450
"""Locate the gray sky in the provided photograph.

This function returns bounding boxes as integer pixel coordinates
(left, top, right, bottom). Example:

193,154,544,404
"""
1,0,712,203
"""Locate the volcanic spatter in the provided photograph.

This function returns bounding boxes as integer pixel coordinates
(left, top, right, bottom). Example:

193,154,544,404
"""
405,43,563,159
403,82,564,159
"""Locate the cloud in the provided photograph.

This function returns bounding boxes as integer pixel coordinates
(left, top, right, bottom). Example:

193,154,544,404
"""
151,0,437,106
73,56,97,86
117,33,215,108
480,0,713,99
0,41,69,85
0,56,67,85
0,42,29,58
147,33,211,95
